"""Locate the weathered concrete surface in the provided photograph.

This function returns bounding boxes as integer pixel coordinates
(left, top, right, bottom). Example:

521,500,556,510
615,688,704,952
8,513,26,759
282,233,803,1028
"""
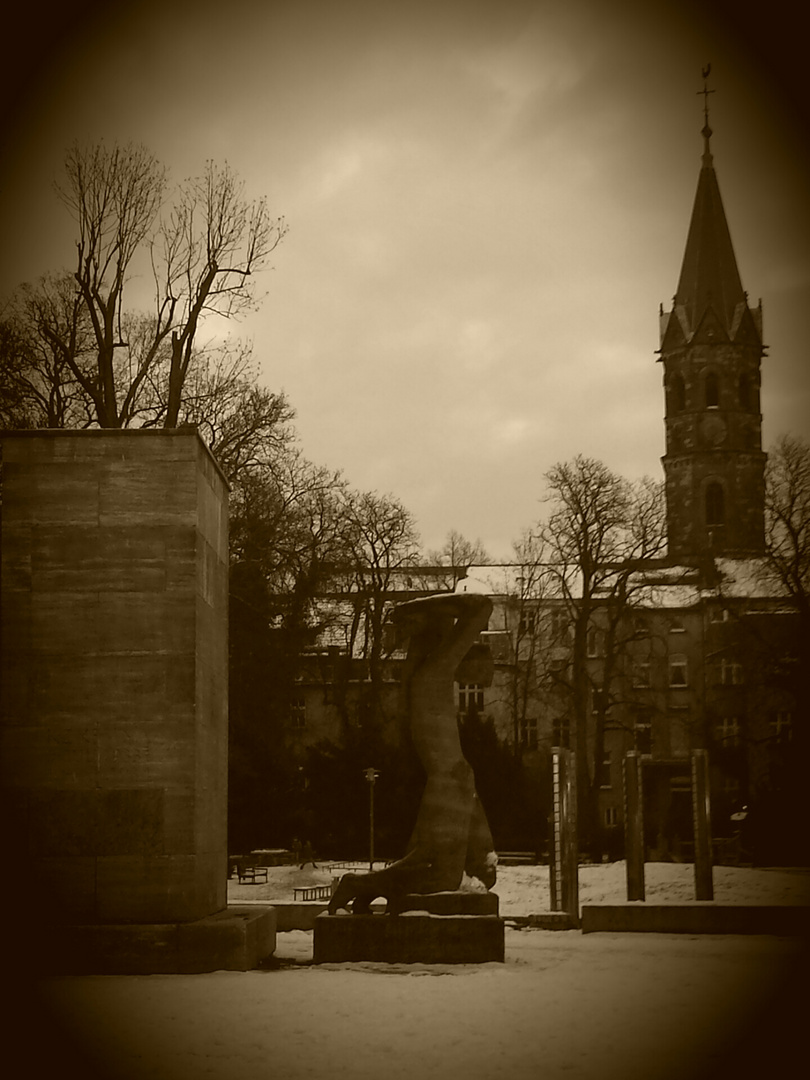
313,912,505,964
394,890,499,916
269,891,498,932
48,906,277,974
0,431,230,935
581,904,810,935
506,912,578,930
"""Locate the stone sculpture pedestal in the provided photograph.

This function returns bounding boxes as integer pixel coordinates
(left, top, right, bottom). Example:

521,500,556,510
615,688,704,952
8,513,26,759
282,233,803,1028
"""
314,890,504,964
50,906,277,975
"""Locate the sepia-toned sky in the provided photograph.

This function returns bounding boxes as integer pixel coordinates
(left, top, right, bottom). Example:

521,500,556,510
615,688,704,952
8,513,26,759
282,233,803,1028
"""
2,0,808,557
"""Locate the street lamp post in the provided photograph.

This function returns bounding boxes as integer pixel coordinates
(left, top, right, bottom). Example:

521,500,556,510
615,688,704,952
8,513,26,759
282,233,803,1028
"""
364,767,380,870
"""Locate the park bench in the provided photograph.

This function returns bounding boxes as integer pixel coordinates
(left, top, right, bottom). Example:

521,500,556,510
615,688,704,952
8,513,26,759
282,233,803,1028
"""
497,851,536,865
237,866,268,884
293,885,333,901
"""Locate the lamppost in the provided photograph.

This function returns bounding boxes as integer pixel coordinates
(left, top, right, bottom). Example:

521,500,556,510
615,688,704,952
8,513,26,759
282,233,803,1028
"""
364,767,380,870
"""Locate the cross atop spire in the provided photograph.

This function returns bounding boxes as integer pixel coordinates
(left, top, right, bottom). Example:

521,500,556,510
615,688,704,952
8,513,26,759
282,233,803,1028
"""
698,63,715,164
671,69,750,338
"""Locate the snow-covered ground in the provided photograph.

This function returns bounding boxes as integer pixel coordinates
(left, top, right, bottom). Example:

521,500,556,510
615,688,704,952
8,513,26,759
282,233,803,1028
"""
227,859,810,912
15,863,809,1080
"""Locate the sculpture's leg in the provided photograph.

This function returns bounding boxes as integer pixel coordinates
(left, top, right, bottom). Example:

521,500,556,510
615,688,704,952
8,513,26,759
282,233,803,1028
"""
327,851,433,915
464,794,498,889
406,763,476,892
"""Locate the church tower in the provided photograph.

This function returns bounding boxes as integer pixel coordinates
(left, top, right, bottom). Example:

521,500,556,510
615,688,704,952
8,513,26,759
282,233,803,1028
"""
659,83,766,561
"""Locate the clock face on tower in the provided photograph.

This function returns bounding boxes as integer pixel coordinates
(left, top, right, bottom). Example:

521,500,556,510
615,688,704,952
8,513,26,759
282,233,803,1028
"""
700,413,727,447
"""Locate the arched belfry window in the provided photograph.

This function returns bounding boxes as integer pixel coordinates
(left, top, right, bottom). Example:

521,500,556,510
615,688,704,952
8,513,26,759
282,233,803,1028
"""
739,374,751,410
669,374,686,413
705,372,719,408
705,482,725,526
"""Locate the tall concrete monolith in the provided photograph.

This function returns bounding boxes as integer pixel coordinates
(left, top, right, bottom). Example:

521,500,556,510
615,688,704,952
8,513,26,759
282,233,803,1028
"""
0,430,274,972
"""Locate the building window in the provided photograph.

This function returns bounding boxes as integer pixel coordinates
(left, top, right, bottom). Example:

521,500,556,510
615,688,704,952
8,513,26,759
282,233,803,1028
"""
739,374,751,409
458,683,485,713
720,658,743,686
290,698,307,729
669,653,688,687
716,716,741,747
705,371,719,408
632,661,651,689
519,610,537,636
521,716,538,752
604,806,619,827
550,610,570,644
669,374,686,413
587,626,599,658
591,687,608,714
705,483,725,526
634,720,653,753
710,606,730,624
669,617,686,634
770,712,793,742
600,750,612,789
552,716,570,748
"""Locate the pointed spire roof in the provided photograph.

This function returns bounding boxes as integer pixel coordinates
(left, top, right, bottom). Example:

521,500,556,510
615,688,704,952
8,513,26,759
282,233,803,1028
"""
673,110,747,337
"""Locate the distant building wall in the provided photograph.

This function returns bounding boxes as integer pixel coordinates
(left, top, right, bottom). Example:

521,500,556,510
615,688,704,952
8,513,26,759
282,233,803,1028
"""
0,430,229,924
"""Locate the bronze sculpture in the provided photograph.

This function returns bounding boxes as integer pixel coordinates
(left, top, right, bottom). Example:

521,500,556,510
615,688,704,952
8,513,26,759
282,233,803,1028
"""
328,592,497,915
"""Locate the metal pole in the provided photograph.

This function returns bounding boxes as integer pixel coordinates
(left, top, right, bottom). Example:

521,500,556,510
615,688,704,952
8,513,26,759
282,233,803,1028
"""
369,777,375,870
364,768,379,870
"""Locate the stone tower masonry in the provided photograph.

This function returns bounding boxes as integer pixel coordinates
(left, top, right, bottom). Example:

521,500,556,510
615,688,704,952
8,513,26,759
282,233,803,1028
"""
658,98,767,561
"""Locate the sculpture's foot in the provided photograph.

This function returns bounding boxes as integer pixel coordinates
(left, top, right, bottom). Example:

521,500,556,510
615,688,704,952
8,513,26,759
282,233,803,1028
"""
327,853,438,916
327,872,392,915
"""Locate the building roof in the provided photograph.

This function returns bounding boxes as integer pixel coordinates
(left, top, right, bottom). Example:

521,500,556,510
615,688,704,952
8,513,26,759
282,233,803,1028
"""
671,123,751,340
459,559,792,608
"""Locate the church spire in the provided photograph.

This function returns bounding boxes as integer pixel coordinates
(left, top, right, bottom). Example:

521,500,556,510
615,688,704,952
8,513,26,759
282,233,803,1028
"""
658,71,766,563
672,68,748,339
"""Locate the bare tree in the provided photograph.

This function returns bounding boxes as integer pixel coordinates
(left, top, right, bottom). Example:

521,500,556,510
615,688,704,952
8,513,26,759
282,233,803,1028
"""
500,529,551,756
761,434,810,739
172,346,295,483
29,140,287,428
537,457,666,852
763,435,810,627
343,490,421,659
330,491,421,735
424,529,492,590
0,275,97,428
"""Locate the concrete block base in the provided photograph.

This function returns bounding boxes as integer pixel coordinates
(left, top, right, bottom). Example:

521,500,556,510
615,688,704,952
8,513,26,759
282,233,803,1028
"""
394,890,499,916
506,912,578,930
271,902,382,931
313,912,505,964
581,904,810,935
48,905,277,974
261,892,497,931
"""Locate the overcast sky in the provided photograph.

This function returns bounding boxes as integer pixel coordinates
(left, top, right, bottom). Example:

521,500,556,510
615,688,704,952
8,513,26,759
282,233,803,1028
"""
2,0,808,558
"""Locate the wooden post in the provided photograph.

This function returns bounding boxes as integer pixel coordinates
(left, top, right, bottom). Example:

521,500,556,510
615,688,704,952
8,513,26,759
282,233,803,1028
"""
550,748,579,923
624,751,645,901
691,749,714,900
